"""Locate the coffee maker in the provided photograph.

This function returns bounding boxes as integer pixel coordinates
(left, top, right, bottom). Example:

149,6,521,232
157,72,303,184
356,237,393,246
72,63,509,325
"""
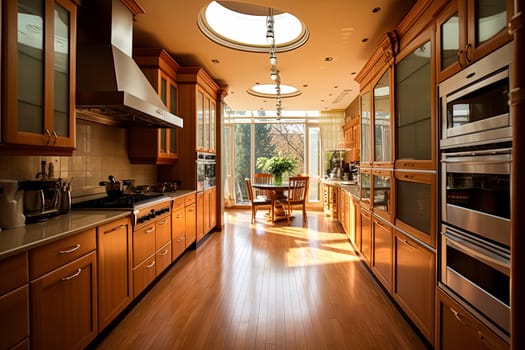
19,180,60,223
0,179,25,229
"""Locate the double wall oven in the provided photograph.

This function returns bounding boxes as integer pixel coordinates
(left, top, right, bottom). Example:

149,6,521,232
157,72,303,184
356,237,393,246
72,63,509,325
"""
439,42,513,337
196,152,216,191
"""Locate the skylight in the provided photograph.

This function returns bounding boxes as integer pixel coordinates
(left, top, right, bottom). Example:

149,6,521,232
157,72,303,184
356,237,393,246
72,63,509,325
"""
198,1,308,52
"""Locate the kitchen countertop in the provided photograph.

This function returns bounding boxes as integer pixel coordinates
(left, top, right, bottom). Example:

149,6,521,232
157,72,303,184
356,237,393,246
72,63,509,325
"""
0,190,197,260
320,178,361,199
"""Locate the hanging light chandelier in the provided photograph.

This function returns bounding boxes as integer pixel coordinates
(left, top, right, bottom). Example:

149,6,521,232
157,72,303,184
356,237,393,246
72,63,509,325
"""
267,8,282,119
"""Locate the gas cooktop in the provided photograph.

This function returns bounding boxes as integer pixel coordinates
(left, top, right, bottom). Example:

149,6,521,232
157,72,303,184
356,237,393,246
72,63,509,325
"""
73,193,169,210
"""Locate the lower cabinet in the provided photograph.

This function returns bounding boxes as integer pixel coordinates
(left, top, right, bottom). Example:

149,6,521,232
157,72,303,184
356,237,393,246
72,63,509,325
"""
97,218,133,332
30,251,98,349
133,255,157,298
0,252,29,350
172,197,187,261
196,191,205,242
185,202,197,247
372,216,393,293
393,229,435,344
437,288,508,350
360,207,372,265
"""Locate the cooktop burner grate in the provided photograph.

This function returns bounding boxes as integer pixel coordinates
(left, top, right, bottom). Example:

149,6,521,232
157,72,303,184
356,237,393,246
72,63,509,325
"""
73,193,166,209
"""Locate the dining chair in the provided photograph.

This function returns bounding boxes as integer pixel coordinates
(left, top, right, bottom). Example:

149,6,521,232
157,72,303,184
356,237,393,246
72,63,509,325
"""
245,178,273,224
253,173,273,200
278,176,309,224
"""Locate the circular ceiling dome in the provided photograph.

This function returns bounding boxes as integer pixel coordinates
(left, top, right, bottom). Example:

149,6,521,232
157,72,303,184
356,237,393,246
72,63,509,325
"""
198,1,309,52
248,84,301,98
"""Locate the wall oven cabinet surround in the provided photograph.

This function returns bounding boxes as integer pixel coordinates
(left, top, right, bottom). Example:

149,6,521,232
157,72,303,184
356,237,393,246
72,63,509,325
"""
436,0,513,82
196,152,216,191
395,171,437,248
441,225,510,336
441,147,511,247
130,48,181,164
439,42,512,149
372,169,393,222
1,0,77,154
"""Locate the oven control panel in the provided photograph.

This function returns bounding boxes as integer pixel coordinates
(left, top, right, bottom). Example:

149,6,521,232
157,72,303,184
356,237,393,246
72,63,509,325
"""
135,202,171,228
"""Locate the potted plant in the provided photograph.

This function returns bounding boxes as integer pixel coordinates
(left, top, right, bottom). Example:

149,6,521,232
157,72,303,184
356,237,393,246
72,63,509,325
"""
256,156,297,185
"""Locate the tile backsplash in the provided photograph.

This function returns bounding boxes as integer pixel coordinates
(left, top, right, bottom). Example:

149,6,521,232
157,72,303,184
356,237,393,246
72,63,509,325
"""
0,120,157,199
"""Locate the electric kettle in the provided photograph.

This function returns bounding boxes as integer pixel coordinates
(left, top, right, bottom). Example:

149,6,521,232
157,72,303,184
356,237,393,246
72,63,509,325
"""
0,179,25,229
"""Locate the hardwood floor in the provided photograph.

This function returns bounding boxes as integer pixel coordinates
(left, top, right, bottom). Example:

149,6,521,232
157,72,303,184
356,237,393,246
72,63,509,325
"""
93,210,428,350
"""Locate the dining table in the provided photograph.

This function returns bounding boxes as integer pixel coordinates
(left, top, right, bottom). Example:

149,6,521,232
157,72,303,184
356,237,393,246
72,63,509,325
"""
250,183,293,222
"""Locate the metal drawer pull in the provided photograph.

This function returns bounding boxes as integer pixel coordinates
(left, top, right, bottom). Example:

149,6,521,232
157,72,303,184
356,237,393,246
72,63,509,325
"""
59,244,81,254
402,239,416,250
450,307,462,322
158,219,168,225
146,227,155,233
159,249,169,256
106,224,127,233
52,130,58,145
176,214,183,219
146,260,156,269
61,268,82,281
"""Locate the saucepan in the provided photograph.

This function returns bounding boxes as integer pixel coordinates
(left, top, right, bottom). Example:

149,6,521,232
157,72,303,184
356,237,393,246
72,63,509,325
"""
99,175,124,198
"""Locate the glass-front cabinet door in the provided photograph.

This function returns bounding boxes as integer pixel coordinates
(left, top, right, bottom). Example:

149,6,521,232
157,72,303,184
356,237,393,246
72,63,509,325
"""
209,100,216,152
360,168,371,208
360,91,372,165
395,36,433,170
2,0,77,151
373,69,391,165
372,169,392,222
196,90,205,150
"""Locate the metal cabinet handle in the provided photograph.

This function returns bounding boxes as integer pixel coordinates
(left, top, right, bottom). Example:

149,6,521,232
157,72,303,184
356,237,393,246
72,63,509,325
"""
176,214,183,219
59,244,80,254
146,260,156,269
464,43,472,64
52,130,58,145
145,227,155,233
401,239,416,250
45,129,51,144
450,307,463,322
106,224,127,233
158,219,168,225
61,268,82,281
159,249,169,256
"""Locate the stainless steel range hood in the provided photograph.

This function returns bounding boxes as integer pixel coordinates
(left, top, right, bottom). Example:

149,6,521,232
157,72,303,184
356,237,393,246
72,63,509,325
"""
75,0,183,129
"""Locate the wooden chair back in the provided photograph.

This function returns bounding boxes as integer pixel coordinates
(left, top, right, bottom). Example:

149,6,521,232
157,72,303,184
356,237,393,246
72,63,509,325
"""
287,176,309,202
253,173,272,199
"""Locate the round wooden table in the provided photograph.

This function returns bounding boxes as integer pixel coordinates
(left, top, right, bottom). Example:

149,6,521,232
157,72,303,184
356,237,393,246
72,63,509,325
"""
250,183,292,222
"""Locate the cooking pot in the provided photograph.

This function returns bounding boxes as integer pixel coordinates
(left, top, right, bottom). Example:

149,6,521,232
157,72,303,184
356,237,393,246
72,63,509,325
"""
99,175,124,198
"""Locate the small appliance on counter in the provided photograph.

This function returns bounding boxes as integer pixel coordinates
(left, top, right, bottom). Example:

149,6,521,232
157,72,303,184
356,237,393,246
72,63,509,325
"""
19,179,61,223
0,179,25,229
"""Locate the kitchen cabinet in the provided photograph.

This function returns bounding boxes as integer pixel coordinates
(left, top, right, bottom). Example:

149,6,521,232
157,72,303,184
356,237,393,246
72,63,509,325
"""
360,168,371,209
372,68,392,165
130,48,181,164
393,229,435,344
196,89,217,153
372,169,393,222
172,196,187,261
29,229,97,350
1,0,77,154
204,187,217,234
96,217,133,332
436,0,513,82
132,202,172,297
395,30,435,170
0,252,29,350
359,207,372,266
322,182,338,217
360,90,372,165
343,118,360,162
372,216,393,293
196,191,205,242
185,194,197,248
437,287,508,350
395,170,437,248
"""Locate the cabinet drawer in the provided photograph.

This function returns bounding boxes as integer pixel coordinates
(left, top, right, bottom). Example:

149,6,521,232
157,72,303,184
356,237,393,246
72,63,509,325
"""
173,197,185,211
156,242,172,276
133,255,156,298
172,234,186,262
133,224,156,267
0,252,28,295
156,216,171,249
0,285,29,350
184,193,196,206
172,208,185,238
29,229,96,279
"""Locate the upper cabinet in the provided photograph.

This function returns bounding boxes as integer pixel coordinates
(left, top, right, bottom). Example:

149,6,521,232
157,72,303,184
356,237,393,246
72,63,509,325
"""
395,30,435,170
130,48,181,164
360,91,372,165
1,0,78,155
372,68,392,166
436,0,513,82
196,88,216,153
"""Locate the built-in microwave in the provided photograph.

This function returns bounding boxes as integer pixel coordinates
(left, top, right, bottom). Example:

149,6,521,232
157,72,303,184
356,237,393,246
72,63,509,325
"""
439,42,513,149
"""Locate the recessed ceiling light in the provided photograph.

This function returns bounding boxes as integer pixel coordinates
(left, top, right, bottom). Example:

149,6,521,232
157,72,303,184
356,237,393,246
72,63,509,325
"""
324,56,333,62
211,58,220,63
334,85,338,89
372,7,381,13
362,38,368,43
302,84,308,88
351,72,356,75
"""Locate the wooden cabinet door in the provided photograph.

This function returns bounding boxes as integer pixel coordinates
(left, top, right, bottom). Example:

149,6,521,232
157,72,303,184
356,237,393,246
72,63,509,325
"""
372,217,393,292
393,229,435,344
360,208,372,266
172,207,186,261
0,285,29,350
155,215,171,250
30,251,97,350
196,192,205,242
185,203,197,247
97,218,133,332
2,0,77,152
155,242,172,276
133,223,156,267
133,255,156,298
203,189,211,234
437,288,508,350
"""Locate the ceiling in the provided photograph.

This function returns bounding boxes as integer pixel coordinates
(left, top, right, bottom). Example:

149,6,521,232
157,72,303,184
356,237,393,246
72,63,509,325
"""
132,0,416,113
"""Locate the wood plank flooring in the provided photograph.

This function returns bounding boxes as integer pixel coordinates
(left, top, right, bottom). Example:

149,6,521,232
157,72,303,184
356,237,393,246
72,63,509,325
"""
93,210,429,350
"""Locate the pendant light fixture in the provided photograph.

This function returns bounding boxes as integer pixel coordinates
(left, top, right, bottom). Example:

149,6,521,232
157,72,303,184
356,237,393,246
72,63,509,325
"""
267,8,282,119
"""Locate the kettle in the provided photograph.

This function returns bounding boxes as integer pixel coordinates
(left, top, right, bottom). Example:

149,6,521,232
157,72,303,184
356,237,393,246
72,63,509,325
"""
0,179,25,229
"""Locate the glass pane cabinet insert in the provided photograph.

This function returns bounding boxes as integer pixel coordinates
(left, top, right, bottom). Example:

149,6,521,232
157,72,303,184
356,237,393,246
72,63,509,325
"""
373,69,391,162
361,92,371,163
395,41,431,161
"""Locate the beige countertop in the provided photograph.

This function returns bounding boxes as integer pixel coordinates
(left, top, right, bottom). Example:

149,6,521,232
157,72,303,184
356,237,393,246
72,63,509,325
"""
0,190,196,260
319,178,360,199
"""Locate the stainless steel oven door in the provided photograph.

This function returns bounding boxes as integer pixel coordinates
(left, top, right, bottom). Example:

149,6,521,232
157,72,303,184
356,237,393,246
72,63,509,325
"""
441,225,510,334
441,147,511,247
439,42,512,149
